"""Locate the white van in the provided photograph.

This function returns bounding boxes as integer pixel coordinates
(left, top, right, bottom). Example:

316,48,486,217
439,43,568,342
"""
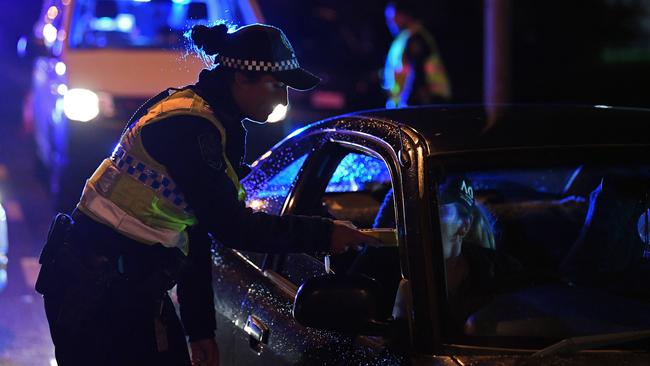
21,0,262,210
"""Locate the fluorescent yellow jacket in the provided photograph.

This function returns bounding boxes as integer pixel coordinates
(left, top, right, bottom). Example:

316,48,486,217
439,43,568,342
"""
77,89,245,253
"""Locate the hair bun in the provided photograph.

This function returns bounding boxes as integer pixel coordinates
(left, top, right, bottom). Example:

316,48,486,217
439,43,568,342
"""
191,23,229,56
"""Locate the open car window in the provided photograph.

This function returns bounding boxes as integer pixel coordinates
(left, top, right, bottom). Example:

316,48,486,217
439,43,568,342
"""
431,151,650,347
280,149,401,319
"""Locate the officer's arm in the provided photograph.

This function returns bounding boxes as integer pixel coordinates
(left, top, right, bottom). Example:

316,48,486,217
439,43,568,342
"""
406,33,432,69
177,224,216,342
141,116,333,254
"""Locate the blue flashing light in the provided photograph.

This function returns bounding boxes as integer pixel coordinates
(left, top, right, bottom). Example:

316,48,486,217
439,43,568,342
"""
172,0,191,5
93,17,116,31
16,36,27,57
116,14,135,32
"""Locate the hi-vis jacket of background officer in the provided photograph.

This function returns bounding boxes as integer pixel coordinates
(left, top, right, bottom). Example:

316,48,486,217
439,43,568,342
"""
384,23,452,107
77,89,245,253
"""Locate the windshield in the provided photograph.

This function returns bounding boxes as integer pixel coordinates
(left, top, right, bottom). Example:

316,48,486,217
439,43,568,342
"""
69,0,215,49
430,148,650,347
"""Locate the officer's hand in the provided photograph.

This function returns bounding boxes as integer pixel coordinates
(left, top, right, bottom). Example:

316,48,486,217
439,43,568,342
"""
330,221,381,254
190,338,219,366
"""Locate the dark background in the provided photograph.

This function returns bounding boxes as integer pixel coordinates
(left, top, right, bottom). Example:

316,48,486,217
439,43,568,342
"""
2,0,649,161
0,1,648,363
1,0,649,180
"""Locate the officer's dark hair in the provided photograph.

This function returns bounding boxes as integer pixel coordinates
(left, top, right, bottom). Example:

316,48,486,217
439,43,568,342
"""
189,23,264,84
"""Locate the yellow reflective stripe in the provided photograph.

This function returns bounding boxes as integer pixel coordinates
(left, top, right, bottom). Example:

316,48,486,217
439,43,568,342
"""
78,183,188,249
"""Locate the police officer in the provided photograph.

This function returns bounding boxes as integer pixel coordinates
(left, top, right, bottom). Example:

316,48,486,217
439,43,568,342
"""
37,23,376,366
383,0,452,108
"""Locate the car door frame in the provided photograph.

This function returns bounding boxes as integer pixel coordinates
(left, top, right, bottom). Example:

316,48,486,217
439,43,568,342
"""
293,117,445,357
259,117,444,358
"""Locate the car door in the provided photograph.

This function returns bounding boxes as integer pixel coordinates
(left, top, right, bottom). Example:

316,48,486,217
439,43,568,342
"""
211,130,322,365
237,132,407,365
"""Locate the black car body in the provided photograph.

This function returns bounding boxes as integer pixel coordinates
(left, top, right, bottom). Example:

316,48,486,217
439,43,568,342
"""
210,105,650,365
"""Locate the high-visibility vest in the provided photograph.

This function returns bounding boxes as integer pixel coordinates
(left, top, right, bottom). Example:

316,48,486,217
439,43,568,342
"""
77,88,246,253
384,24,452,108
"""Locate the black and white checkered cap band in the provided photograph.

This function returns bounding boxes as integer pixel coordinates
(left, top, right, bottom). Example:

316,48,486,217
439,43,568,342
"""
219,55,300,72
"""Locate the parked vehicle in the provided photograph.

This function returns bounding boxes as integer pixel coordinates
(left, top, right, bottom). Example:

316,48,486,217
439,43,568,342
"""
20,0,262,211
211,105,650,365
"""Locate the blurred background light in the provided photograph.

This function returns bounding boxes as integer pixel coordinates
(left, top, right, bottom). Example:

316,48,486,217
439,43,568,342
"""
54,62,66,76
63,88,99,122
116,14,135,32
42,23,57,44
47,6,59,20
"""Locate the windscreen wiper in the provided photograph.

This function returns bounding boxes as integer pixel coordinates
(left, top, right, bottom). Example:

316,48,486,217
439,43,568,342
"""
532,329,650,358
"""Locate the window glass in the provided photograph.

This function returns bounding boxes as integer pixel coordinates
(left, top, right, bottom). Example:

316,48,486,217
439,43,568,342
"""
431,157,650,347
238,135,316,267
325,153,392,193
322,152,392,229
244,154,307,215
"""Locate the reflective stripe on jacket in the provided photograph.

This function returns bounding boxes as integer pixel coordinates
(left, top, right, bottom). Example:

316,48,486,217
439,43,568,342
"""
77,89,245,252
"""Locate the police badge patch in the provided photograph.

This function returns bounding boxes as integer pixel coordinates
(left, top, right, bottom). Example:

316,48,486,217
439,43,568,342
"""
198,133,224,171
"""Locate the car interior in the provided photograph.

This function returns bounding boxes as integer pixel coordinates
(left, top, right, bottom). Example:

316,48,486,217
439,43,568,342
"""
457,165,650,340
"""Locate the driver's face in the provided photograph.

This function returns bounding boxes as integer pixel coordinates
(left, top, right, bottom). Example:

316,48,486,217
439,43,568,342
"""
439,202,473,259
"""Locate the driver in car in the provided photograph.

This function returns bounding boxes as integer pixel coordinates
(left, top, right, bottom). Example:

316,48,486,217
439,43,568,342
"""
437,177,523,336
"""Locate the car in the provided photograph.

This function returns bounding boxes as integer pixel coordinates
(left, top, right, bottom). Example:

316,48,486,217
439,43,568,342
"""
19,0,263,211
210,104,650,365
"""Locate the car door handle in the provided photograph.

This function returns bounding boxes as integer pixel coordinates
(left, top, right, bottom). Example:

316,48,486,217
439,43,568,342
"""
244,314,269,354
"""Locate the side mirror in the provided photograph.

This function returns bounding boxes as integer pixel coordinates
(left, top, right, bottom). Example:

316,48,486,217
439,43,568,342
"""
17,36,52,58
293,274,389,335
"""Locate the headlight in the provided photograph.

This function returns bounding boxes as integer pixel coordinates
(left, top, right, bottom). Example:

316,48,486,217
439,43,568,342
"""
63,88,99,122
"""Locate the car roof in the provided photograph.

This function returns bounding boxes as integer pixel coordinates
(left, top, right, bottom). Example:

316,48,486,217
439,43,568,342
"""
334,104,650,154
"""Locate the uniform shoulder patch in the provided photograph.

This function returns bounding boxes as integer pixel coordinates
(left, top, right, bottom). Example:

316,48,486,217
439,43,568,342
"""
198,133,224,171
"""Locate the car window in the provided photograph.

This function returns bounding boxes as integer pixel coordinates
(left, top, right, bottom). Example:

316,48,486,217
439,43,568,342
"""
430,155,650,346
238,134,317,267
280,150,401,320
322,152,392,229
245,155,307,215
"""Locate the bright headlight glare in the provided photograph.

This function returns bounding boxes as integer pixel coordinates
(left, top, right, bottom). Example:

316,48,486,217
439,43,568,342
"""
266,104,288,123
63,88,99,122
43,23,58,44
